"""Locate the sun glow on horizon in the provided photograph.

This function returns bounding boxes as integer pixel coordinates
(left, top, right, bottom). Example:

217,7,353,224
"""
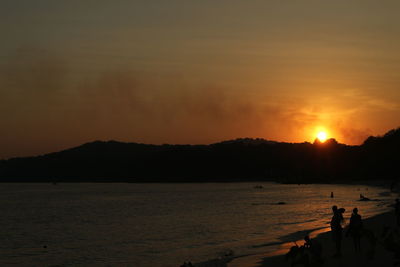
316,131,328,142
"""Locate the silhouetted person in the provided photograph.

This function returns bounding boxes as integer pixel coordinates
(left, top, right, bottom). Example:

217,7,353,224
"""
330,192,334,198
304,235,323,264
331,205,344,257
395,199,400,226
346,208,363,252
285,243,309,267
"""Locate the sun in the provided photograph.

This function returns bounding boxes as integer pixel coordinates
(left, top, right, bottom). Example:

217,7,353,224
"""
316,131,328,142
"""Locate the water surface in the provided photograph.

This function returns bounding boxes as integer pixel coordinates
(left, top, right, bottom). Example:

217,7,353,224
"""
0,182,394,266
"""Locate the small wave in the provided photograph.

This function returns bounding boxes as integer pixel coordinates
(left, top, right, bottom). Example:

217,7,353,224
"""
251,201,287,206
251,202,269,206
280,218,317,225
278,226,327,243
357,198,381,202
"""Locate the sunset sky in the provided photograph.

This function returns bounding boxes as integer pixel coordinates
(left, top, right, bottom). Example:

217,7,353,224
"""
1,0,400,159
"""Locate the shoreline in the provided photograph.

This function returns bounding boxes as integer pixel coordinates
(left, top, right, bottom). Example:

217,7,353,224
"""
228,209,398,267
189,182,395,267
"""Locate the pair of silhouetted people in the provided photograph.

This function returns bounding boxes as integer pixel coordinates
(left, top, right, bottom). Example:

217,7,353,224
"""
331,205,345,257
331,205,364,256
346,208,363,252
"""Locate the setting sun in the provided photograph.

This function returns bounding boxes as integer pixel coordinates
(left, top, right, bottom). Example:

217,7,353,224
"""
317,131,328,142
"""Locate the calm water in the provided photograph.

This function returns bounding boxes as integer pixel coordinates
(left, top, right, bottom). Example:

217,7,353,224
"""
0,183,394,266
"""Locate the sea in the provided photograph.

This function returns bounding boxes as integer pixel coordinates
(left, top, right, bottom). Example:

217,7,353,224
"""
0,182,395,266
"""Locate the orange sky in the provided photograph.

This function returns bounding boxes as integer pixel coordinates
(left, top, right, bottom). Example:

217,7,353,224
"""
1,1,400,159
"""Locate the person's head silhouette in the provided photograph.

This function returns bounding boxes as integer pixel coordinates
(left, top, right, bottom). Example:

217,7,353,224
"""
353,208,358,214
332,205,338,213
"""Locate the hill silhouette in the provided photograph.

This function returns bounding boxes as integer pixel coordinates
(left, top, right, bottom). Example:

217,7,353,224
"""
1,128,400,182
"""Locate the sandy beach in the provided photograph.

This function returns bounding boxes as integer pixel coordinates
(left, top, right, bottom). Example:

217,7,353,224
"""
227,209,400,267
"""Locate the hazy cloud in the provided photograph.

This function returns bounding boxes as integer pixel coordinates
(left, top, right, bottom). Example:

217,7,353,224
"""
1,46,400,158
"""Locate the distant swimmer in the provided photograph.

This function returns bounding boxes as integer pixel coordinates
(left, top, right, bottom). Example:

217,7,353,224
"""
359,194,370,201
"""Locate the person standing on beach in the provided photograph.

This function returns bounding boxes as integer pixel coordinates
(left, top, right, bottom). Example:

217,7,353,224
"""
346,208,363,252
331,205,344,257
